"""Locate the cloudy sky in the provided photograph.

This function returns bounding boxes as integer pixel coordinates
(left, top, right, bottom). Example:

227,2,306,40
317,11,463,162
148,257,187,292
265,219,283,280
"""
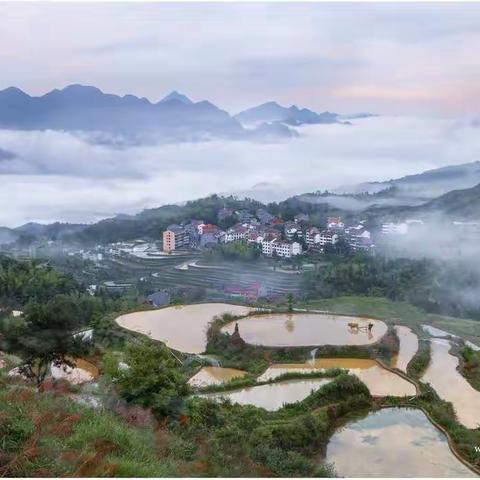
1,2,480,115
1,2,480,227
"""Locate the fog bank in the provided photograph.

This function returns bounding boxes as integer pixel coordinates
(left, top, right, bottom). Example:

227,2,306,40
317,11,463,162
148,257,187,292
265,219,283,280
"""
1,116,479,227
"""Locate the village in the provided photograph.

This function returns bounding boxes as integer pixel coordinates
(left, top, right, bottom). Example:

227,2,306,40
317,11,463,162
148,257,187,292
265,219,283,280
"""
160,207,375,257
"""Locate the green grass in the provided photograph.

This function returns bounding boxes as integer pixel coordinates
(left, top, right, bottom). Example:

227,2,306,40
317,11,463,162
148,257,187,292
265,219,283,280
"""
299,295,480,340
0,375,176,477
459,346,480,392
0,369,374,478
299,296,426,322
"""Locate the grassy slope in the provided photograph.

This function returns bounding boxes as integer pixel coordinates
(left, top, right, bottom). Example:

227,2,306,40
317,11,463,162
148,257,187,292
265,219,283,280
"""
299,295,480,341
0,380,176,477
0,368,375,477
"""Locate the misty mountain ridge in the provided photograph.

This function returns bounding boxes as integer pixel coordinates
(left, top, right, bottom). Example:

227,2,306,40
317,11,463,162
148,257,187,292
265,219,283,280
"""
158,91,193,105
235,101,338,127
0,84,298,143
2,179,479,247
0,148,16,161
234,101,375,127
335,161,480,200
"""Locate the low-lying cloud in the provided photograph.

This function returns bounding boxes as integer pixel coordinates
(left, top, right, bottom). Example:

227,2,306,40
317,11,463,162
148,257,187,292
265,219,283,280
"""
1,115,479,227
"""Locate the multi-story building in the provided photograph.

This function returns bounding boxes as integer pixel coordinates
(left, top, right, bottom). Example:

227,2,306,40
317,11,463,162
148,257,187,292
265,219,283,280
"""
318,230,339,246
347,225,372,251
261,239,275,256
225,225,249,243
200,229,225,247
247,232,264,244
162,225,189,252
305,227,321,248
327,217,345,230
284,221,303,241
256,208,275,224
261,240,302,258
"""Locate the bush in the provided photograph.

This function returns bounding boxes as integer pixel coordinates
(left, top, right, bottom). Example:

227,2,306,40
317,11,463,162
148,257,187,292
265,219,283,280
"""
112,339,190,418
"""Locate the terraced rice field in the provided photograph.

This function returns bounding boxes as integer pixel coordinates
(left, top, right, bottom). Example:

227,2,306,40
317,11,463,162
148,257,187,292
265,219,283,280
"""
102,254,303,296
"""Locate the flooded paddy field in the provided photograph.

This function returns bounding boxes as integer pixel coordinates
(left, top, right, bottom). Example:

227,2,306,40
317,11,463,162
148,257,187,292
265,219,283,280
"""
325,408,475,477
222,313,387,347
421,339,480,429
391,325,418,372
188,366,248,387
197,378,333,411
257,358,416,397
116,303,252,353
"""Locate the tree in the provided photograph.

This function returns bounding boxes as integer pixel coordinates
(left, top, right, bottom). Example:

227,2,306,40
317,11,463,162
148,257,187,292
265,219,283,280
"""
1,295,89,386
108,338,190,418
287,293,294,312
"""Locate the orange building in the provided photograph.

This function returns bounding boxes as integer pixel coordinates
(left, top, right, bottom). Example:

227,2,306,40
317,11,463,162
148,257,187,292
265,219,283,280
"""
163,230,176,252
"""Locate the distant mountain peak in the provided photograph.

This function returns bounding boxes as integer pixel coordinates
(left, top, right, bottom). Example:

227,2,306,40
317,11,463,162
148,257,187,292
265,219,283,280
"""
0,84,296,142
235,101,338,127
44,84,104,97
0,86,30,98
159,91,193,105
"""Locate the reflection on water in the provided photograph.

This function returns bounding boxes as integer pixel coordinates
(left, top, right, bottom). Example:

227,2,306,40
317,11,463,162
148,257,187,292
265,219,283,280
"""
421,324,457,338
326,408,475,477
198,378,332,411
258,358,415,397
466,340,480,352
222,313,387,347
188,366,247,387
421,339,480,429
391,326,418,372
116,303,252,353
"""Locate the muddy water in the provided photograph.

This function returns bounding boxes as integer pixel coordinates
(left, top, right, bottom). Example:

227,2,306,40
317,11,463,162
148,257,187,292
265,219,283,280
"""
391,325,418,372
222,313,387,347
258,358,415,397
325,408,474,477
188,367,247,387
198,378,332,411
116,303,252,353
51,358,99,385
421,339,480,429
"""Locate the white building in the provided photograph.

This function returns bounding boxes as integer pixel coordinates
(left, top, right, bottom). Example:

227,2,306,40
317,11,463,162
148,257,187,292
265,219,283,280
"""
318,230,339,246
306,227,321,247
347,225,372,250
261,239,275,256
261,240,302,258
327,217,345,230
224,226,248,243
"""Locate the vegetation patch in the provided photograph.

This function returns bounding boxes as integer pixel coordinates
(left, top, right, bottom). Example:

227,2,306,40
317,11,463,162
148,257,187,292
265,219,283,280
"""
407,339,431,379
459,345,480,392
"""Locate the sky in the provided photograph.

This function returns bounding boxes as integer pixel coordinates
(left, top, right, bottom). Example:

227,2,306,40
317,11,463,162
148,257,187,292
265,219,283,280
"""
1,2,480,115
0,2,480,228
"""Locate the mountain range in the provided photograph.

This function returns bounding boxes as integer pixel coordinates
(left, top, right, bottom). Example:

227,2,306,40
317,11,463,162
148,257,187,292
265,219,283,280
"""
234,101,341,127
0,84,372,143
1,161,480,246
0,85,248,142
334,161,480,200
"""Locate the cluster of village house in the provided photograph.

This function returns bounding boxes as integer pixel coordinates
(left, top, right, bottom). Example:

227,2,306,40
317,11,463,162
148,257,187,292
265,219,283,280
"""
162,207,375,258
72,216,479,266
